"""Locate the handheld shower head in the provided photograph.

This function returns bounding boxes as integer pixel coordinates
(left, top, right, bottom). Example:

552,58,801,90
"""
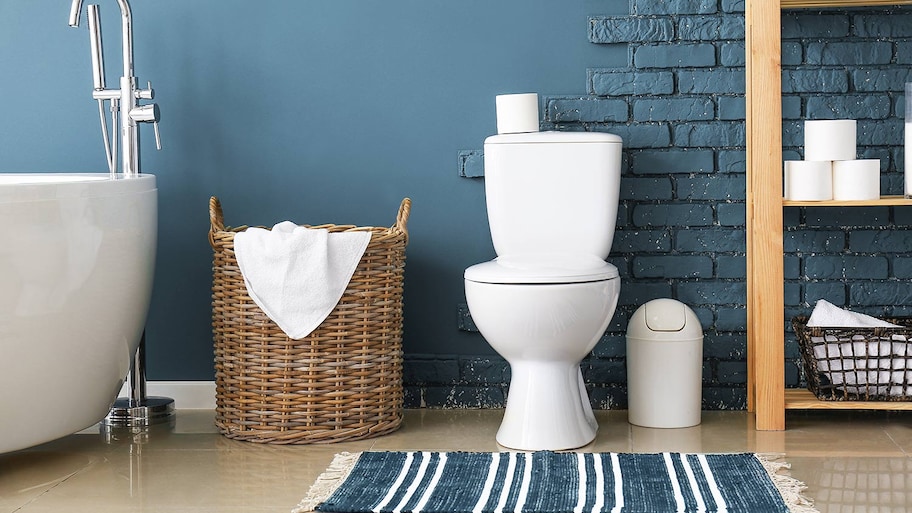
87,5,106,90
68,0,84,27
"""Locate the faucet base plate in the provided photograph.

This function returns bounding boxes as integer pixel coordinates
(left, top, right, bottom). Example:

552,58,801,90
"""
103,396,175,427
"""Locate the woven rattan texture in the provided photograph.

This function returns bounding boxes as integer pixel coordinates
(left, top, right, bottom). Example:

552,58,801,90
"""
209,197,410,443
793,316,912,402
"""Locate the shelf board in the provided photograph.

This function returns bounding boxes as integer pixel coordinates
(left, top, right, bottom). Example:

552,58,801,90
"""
785,388,912,410
783,0,912,7
783,195,912,207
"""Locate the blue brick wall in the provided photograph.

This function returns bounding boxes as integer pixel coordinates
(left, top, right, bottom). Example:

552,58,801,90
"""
408,1,912,410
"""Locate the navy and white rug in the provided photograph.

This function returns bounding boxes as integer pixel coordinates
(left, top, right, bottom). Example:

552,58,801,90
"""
294,451,817,513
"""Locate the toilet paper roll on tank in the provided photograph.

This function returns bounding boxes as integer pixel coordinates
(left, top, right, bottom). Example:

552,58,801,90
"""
495,93,540,135
784,119,880,201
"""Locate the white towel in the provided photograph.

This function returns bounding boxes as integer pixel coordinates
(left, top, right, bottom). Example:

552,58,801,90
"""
806,299,900,328
234,221,371,339
806,300,910,396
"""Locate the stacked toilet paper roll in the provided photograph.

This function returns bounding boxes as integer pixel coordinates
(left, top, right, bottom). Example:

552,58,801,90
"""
833,159,880,200
784,160,832,201
804,119,856,162
784,120,880,201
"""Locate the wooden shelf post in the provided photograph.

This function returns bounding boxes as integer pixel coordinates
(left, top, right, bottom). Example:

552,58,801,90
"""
745,0,786,430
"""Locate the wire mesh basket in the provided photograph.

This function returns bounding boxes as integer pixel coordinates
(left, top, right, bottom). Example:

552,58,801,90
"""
793,316,912,401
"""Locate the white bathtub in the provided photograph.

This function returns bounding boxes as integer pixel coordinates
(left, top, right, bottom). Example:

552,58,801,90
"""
0,173,157,453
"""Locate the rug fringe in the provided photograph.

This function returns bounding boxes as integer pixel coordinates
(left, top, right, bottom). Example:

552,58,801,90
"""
292,452,363,513
755,453,820,513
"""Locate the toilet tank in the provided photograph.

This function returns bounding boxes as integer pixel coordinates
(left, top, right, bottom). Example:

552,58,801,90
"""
483,131,623,258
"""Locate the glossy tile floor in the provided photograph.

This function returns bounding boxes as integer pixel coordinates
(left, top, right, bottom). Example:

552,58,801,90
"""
1,409,911,512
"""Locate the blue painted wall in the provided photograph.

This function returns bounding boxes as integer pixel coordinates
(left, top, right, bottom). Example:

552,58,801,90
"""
0,0,625,379
6,1,912,410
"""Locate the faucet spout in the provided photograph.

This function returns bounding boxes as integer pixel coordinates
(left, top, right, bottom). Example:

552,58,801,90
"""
113,0,134,79
68,0,84,27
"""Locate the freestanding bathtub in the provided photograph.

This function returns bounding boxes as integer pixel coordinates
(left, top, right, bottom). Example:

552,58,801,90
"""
0,173,157,453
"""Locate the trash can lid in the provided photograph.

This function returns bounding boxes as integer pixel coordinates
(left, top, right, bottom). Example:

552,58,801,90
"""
627,298,702,341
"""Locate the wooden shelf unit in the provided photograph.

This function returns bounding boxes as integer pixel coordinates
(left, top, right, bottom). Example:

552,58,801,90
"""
784,195,912,207
785,389,912,410
746,0,912,430
782,0,912,7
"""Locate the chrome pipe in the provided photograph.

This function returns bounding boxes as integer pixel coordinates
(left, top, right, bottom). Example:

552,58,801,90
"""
110,98,118,176
130,334,148,405
87,5,105,90
97,99,114,175
115,1,134,79
104,332,174,427
113,0,138,177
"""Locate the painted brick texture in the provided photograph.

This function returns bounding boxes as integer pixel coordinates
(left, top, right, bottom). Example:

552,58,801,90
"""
430,1,912,410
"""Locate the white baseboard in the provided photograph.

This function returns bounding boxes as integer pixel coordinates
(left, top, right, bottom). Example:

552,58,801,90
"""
117,381,216,409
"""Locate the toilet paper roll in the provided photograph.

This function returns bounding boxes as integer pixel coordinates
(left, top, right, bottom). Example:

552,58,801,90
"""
495,93,540,134
804,120,856,161
784,160,833,201
832,159,880,201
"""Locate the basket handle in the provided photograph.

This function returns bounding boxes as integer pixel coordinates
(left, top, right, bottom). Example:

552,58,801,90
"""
208,196,225,249
395,198,411,240
210,196,410,247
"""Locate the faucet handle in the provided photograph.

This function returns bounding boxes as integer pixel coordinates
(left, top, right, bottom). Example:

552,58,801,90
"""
130,104,162,150
136,80,154,100
153,120,162,151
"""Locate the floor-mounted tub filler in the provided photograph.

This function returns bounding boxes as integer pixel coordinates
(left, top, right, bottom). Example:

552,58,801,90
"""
0,174,157,453
0,1,165,453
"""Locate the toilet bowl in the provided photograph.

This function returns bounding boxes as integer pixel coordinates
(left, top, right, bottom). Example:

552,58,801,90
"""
463,125,623,451
465,255,619,450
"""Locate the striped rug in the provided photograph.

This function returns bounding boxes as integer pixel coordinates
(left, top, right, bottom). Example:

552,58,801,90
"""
293,451,817,513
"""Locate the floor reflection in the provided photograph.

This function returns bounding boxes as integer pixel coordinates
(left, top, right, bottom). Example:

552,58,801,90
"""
1,409,910,513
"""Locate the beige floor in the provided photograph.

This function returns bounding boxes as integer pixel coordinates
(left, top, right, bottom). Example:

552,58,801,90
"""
1,409,910,512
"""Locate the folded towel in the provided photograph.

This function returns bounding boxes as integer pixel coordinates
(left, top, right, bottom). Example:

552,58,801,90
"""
806,300,910,397
806,299,901,328
234,221,371,339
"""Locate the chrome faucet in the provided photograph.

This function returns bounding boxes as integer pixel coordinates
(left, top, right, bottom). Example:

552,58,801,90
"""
67,1,174,428
68,0,160,178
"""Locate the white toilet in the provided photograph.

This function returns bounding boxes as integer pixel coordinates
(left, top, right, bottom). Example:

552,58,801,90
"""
464,129,623,451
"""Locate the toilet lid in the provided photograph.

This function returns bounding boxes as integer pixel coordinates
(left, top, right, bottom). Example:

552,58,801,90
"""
464,254,619,284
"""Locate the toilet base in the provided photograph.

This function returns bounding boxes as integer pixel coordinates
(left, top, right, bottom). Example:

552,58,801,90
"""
496,361,597,451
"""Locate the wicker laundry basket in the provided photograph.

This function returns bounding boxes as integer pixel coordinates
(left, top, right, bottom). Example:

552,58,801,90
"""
793,316,912,402
209,196,410,443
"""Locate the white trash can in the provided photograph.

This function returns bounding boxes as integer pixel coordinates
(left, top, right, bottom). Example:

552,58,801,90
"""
626,298,703,428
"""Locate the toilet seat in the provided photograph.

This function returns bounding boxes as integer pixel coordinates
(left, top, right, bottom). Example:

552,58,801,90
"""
464,253,618,284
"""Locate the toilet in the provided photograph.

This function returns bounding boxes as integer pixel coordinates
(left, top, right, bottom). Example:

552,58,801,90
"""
464,128,623,451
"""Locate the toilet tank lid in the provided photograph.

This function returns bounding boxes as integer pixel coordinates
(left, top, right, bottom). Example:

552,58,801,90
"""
485,131,622,145
464,253,619,284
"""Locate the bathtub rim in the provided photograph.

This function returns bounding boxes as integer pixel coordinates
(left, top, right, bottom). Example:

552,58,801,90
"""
0,173,156,203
